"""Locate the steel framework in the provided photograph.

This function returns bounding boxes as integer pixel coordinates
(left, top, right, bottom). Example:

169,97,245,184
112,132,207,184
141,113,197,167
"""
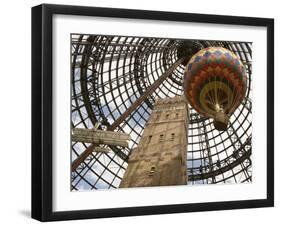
71,34,252,190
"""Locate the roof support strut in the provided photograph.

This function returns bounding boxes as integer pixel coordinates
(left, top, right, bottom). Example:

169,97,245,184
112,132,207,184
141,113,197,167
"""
71,58,184,172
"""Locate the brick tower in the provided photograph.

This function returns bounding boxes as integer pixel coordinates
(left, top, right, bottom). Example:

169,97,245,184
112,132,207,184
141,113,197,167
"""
120,96,189,188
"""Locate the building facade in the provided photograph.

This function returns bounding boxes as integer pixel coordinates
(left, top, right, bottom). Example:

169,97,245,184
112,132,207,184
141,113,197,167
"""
120,96,189,188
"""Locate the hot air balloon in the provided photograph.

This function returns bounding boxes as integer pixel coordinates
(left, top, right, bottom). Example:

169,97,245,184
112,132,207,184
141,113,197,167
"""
183,47,247,131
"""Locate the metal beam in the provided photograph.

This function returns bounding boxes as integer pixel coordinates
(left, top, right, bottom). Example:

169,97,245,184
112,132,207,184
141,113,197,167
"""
72,128,130,147
109,58,184,130
71,40,170,49
190,148,251,180
71,57,184,172
190,136,251,180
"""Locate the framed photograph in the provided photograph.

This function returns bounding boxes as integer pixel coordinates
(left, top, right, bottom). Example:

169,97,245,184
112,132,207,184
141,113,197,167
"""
32,4,274,221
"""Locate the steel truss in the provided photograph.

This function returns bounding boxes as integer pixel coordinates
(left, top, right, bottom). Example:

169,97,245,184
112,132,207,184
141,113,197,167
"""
71,34,252,190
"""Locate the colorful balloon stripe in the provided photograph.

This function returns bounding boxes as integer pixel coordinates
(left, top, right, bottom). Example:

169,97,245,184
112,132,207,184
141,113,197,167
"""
184,47,247,118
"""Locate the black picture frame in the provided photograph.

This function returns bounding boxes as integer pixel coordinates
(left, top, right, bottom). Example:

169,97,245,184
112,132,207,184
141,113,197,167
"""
31,3,274,222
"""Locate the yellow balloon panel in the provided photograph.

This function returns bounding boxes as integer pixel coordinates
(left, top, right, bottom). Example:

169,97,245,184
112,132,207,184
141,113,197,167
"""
183,47,247,119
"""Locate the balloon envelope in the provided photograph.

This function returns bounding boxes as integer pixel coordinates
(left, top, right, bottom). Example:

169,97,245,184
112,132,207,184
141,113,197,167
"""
183,47,247,131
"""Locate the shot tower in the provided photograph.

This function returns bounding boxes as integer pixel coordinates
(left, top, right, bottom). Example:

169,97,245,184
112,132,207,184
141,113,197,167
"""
120,96,189,187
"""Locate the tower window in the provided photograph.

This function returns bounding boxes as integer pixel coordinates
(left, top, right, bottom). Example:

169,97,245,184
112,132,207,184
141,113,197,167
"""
166,114,169,119
171,133,175,141
149,166,156,176
148,135,152,143
176,113,179,118
160,134,164,142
